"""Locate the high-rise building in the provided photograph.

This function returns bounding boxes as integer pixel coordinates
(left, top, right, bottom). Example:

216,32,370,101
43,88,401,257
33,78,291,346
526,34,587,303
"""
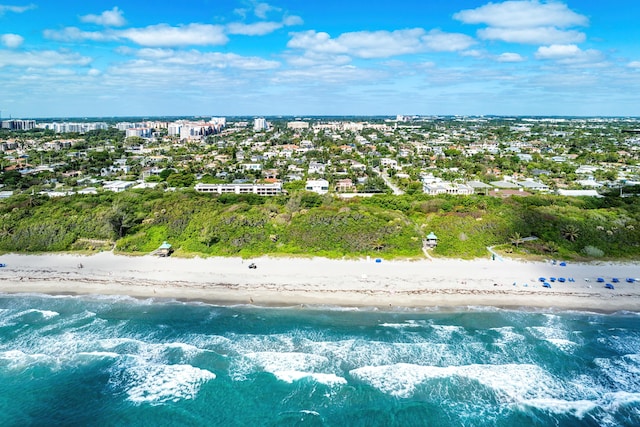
1,119,36,130
253,118,268,131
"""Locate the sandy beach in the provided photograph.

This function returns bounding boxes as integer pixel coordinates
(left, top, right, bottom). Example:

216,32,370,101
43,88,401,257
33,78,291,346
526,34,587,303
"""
0,252,639,311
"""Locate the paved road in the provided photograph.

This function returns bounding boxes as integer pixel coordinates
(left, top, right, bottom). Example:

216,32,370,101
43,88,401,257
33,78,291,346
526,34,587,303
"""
376,169,404,195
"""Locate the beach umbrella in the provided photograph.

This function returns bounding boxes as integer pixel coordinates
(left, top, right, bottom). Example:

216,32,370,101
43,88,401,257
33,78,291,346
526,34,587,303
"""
597,278,605,283
558,278,566,283
543,282,551,288
626,278,636,283
612,278,619,283
605,283,615,290
538,277,546,282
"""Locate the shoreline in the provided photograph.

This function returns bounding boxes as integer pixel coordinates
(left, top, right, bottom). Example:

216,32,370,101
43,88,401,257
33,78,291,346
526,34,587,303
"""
1,252,639,312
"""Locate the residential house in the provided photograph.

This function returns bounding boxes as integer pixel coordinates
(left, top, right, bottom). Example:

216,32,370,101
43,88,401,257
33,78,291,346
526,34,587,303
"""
262,169,279,180
490,180,521,190
103,180,135,192
335,178,355,192
516,180,550,191
467,180,493,194
241,163,262,171
380,158,398,169
194,182,282,196
305,179,330,194
423,182,474,195
308,161,326,175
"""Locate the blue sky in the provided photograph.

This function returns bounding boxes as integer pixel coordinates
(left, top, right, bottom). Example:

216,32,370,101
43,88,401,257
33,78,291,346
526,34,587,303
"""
1,0,639,118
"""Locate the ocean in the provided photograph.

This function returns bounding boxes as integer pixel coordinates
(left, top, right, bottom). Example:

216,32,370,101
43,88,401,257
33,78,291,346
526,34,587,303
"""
0,294,638,426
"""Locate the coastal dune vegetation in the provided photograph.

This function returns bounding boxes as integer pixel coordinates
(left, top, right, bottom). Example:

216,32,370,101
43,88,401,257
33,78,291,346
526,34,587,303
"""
0,190,639,260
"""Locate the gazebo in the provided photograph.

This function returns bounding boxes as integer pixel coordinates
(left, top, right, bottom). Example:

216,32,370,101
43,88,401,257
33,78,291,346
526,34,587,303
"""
425,232,438,249
153,241,174,257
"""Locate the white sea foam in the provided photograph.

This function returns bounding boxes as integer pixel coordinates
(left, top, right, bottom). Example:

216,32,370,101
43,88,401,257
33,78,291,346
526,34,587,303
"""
34,310,97,336
521,391,640,421
490,327,524,342
1,308,61,325
98,338,205,364
519,398,597,418
546,338,577,351
273,371,347,386
76,351,120,359
248,351,327,372
99,337,143,352
304,338,475,372
594,354,640,389
161,342,202,357
430,324,465,340
226,333,297,354
489,327,528,356
600,331,640,355
601,391,640,410
40,310,59,319
83,294,152,304
0,349,51,370
110,358,215,405
0,309,17,327
528,326,578,352
230,351,332,382
380,320,424,329
19,309,60,319
350,363,559,401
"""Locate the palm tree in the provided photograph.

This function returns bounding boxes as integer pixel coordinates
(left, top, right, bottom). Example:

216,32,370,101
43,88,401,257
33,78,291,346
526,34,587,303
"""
510,232,524,248
561,224,580,242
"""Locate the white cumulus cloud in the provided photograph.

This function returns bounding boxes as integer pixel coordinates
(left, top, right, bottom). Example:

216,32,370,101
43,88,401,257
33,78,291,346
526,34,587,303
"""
43,27,116,42
628,61,640,69
227,21,282,36
288,28,474,59
1,33,24,48
421,29,476,52
497,52,525,62
46,24,230,47
80,7,126,27
226,16,302,36
454,1,588,28
535,44,603,64
130,48,280,70
478,26,585,44
0,50,92,68
119,24,228,47
454,1,588,45
254,2,279,19
0,4,36,15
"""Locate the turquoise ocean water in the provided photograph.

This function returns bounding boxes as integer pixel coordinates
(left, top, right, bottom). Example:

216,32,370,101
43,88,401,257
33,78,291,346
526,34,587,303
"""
0,293,639,426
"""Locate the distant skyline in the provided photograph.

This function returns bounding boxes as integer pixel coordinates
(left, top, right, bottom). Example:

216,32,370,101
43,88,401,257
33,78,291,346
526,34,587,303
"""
1,1,639,118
